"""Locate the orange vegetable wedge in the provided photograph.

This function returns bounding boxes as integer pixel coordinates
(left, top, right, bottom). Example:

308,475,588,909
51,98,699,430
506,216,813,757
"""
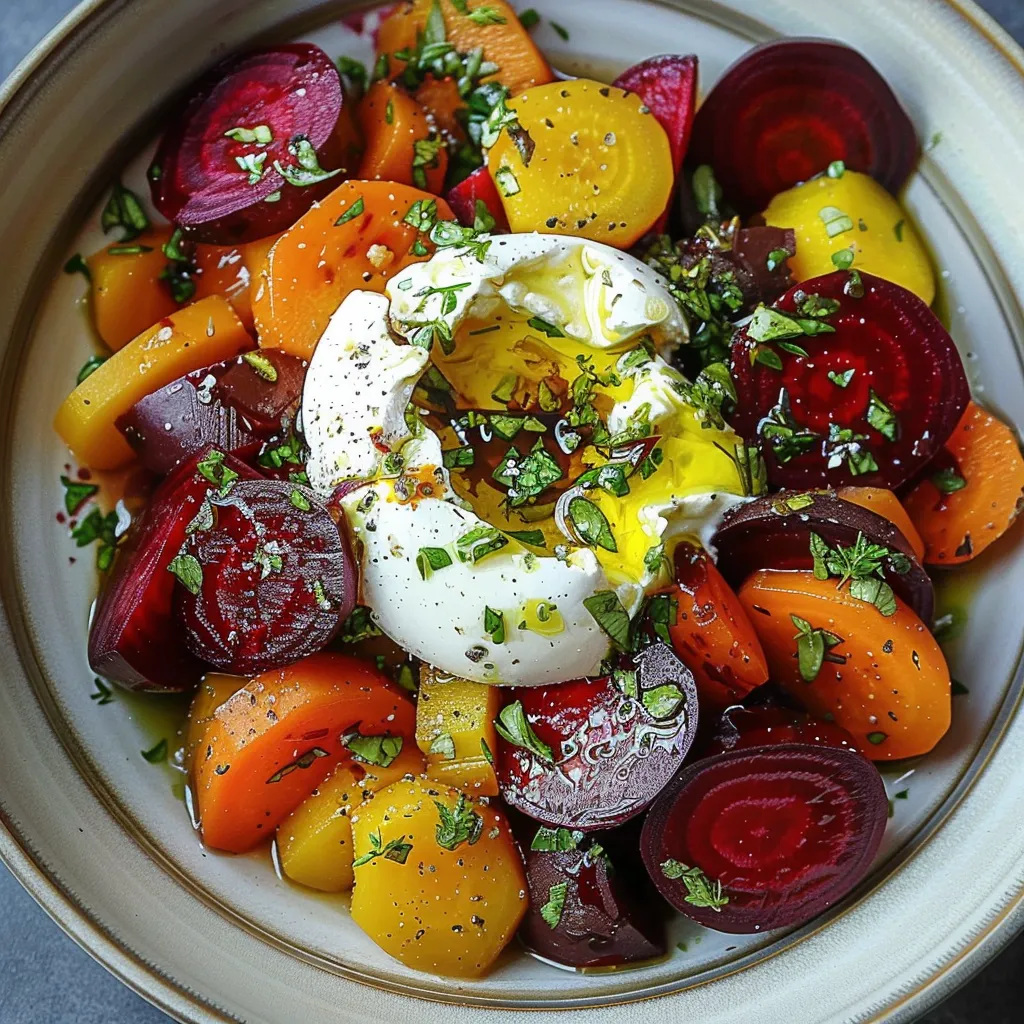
488,79,674,247
377,0,553,96
666,543,769,708
253,179,453,359
837,486,925,562
357,81,448,193
415,74,466,140
192,234,279,332
903,402,1024,564
739,570,951,761
54,295,251,470
191,652,416,854
86,228,179,351
185,673,244,769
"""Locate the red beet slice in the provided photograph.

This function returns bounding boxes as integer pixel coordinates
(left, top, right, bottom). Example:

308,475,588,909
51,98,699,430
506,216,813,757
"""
519,838,665,969
174,479,354,674
88,449,260,691
705,704,858,757
689,39,918,215
117,351,306,475
496,643,699,832
641,743,887,933
730,271,969,491
712,490,934,623
446,166,510,233
613,55,698,233
149,45,346,244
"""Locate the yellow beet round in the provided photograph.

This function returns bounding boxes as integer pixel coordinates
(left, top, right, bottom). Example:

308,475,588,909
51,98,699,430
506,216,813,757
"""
277,743,425,894
350,776,527,978
762,169,935,304
54,295,251,469
488,79,673,247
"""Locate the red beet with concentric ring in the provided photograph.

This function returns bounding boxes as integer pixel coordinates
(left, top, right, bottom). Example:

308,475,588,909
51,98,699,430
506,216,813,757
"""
730,271,969,490
174,479,354,674
497,643,699,832
689,39,918,215
640,743,887,933
149,45,347,244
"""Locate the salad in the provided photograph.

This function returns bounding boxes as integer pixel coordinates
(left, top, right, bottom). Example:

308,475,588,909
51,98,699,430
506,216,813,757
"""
51,0,1024,980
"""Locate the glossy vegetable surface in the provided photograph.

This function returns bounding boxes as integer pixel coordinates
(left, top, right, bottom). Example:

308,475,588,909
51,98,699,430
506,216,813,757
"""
192,652,415,853
730,271,970,490
446,165,509,232
253,180,453,358
488,79,674,247
54,296,251,470
738,570,951,759
705,703,858,757
689,40,918,215
641,744,888,932
350,776,527,977
904,402,1024,565
836,486,925,563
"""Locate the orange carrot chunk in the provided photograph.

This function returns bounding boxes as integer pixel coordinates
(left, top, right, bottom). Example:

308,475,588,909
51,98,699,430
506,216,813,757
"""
903,401,1024,565
837,486,925,562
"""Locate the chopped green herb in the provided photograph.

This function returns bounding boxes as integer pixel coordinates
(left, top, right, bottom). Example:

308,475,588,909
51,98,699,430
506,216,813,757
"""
343,732,403,768
141,739,168,764
531,827,581,852
527,316,565,338
583,590,632,651
442,445,476,469
196,449,239,495
549,20,569,41
71,507,120,571
645,593,678,646
642,683,685,720
340,605,382,644
101,181,150,241
335,196,365,226
411,135,446,189
494,165,520,197
434,793,484,851
353,829,413,867
759,390,820,464
455,524,508,563
746,304,836,344
242,351,278,381
867,731,887,745
825,422,878,475
819,205,854,238
931,467,967,494
274,135,341,188
866,390,899,442
506,529,546,547
465,5,506,26
484,605,506,644
289,489,312,512
894,219,905,242
90,677,115,706
828,368,856,388
60,475,99,516
791,613,844,682
567,496,617,552
417,546,453,579
494,700,553,761
826,160,846,179
518,8,540,28
540,880,569,928
63,253,91,281
766,247,791,272
831,248,855,270
796,292,841,319
335,55,368,98
429,733,456,759
385,98,395,125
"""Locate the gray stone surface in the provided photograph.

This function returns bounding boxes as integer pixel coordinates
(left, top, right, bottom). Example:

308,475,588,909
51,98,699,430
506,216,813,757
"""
2,0,1024,1020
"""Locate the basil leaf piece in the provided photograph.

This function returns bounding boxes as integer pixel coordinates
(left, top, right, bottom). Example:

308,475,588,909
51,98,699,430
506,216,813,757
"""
335,196,365,225
141,739,168,764
642,683,685,720
484,606,506,644
866,390,899,442
931,467,967,494
167,554,203,595
343,732,403,768
540,880,569,928
353,829,413,867
530,826,582,852
567,496,617,552
429,733,456,760
434,793,484,851
340,605,382,644
494,700,553,762
60,475,99,516
417,546,453,578
582,591,632,651
506,529,546,547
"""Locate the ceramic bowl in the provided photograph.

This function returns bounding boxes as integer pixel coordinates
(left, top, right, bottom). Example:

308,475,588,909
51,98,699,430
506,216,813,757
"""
3,1,1024,1021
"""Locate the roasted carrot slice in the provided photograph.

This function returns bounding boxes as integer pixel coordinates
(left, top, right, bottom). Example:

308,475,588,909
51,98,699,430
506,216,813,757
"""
54,296,251,469
357,81,447,193
253,179,452,359
192,234,279,332
377,0,553,96
191,652,415,853
415,74,465,141
738,570,951,761
837,486,925,562
86,228,179,351
665,543,769,708
903,402,1024,565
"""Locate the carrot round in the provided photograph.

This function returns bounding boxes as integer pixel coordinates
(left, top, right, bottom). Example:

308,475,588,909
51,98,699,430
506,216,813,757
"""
192,234,279,333
903,401,1024,565
738,570,950,761
377,0,553,96
666,543,769,708
357,81,447,193
253,179,453,359
191,652,416,853
837,486,925,562
86,228,180,351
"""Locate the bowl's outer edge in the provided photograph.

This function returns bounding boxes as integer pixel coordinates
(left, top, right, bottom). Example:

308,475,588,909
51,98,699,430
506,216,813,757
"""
2,1,1024,1022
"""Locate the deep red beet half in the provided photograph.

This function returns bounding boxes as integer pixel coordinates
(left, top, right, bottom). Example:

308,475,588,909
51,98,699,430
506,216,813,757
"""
705,704,858,757
497,643,699,832
730,271,969,491
174,479,354,674
712,490,934,623
689,39,918,214
117,351,306,475
149,45,346,244
519,838,665,969
613,55,698,233
640,743,887,933
446,166,510,233
88,449,260,691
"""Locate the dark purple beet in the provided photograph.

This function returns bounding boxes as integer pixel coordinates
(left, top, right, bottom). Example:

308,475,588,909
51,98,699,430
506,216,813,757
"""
712,490,934,623
689,39,918,215
640,743,887,933
731,227,797,309
519,838,666,969
496,643,699,832
730,271,969,490
117,351,306,475
174,479,354,674
88,449,260,691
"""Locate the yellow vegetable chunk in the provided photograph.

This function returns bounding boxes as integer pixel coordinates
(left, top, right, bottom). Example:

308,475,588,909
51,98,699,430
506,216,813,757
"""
415,666,500,796
53,295,252,469
277,743,425,894
488,79,674,248
350,777,527,977
185,673,243,770
762,169,935,304
86,228,178,351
